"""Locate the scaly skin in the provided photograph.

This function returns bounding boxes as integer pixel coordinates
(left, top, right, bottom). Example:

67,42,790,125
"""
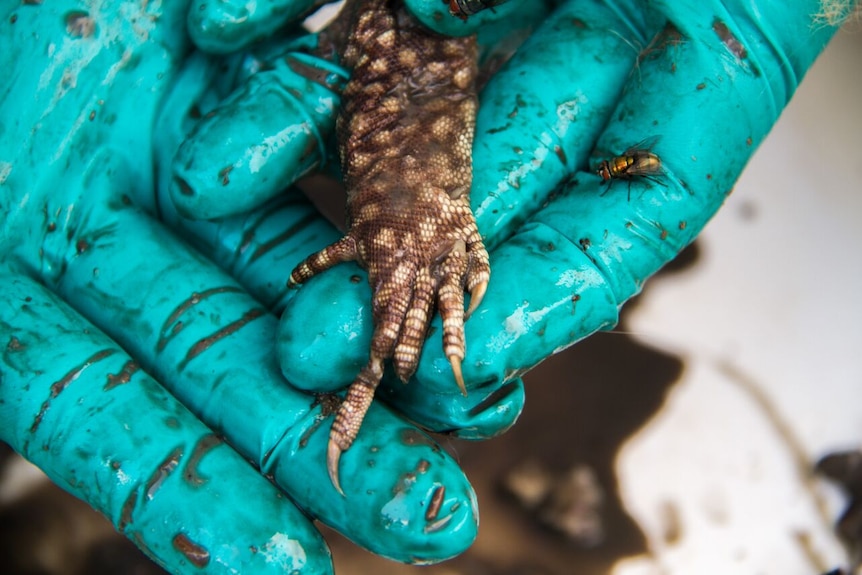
289,0,489,493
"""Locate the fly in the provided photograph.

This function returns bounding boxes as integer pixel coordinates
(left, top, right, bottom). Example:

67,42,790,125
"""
596,136,665,200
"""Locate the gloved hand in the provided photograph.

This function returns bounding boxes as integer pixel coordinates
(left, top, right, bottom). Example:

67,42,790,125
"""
0,1,483,573
271,0,847,451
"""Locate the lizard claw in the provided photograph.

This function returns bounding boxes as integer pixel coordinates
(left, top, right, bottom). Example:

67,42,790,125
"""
449,354,467,396
327,438,345,496
465,279,487,319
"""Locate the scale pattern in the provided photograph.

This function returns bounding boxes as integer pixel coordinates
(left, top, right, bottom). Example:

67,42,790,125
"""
289,0,489,492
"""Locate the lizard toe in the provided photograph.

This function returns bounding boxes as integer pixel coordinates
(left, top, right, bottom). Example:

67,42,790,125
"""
328,356,384,493
393,268,435,382
437,249,468,394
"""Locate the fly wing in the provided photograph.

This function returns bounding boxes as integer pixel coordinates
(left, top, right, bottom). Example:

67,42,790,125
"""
622,134,662,157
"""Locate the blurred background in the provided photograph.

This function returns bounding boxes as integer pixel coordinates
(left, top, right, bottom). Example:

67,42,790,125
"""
2,10,860,575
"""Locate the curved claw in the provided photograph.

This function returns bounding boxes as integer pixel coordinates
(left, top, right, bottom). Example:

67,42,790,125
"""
288,236,358,288
449,354,467,396
464,279,487,319
327,438,345,496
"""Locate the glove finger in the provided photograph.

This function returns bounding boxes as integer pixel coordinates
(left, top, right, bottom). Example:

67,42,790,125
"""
0,274,331,575
180,188,343,312
153,52,344,312
43,186,477,562
188,0,320,53
472,0,662,250
412,1,846,406
167,47,348,220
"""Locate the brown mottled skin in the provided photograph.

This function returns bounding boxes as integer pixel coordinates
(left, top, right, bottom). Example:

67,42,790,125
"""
289,0,489,493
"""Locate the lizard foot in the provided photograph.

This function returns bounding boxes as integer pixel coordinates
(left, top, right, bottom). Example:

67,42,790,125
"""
289,197,489,492
289,0,486,494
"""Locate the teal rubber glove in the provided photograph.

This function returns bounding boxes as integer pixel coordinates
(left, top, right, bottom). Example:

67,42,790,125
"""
163,0,849,508
0,1,481,572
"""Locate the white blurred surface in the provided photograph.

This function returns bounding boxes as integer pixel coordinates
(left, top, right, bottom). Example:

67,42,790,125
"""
614,28,862,575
